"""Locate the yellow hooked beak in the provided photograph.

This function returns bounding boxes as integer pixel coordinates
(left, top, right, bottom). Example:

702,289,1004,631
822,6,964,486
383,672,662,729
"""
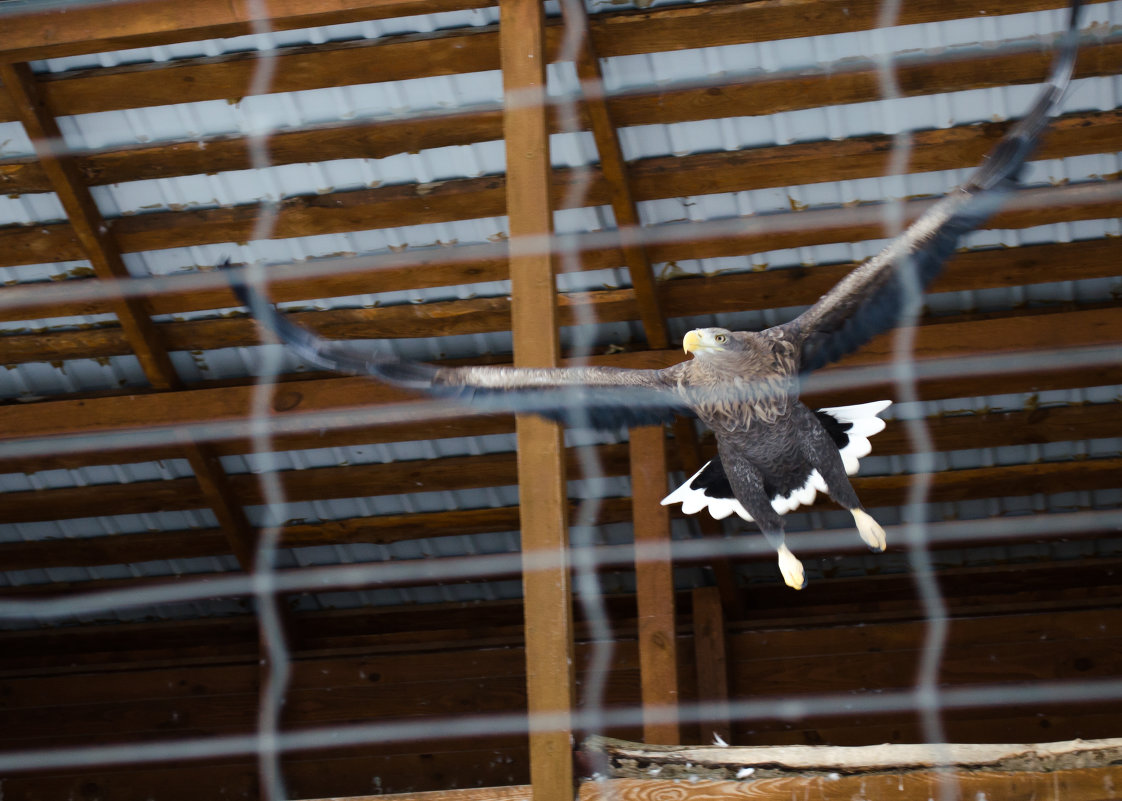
683,330,702,354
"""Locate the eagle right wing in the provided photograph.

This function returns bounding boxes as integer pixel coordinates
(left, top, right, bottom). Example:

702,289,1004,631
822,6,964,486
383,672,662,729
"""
783,0,1083,374
227,269,695,430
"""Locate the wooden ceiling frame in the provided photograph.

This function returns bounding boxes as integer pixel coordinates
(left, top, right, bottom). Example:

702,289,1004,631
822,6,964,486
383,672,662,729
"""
0,0,1118,795
0,62,258,569
4,109,1119,275
3,42,1120,200
500,0,576,795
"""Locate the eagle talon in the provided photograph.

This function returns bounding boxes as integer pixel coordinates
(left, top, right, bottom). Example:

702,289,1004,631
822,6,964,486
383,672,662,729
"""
777,544,806,590
852,509,886,552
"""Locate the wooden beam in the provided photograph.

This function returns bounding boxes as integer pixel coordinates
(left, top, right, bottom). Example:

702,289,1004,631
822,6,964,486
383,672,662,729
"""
580,762,1122,801
3,114,1116,269
3,41,1119,198
0,62,176,387
3,442,1120,531
501,0,575,798
7,235,1122,366
0,61,257,569
629,425,680,744
0,0,494,63
6,371,1122,566
0,0,1107,101
561,0,668,350
3,567,1119,673
691,586,732,746
2,304,1118,453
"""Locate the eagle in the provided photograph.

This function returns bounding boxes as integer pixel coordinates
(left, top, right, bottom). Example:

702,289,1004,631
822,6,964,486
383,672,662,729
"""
226,3,1080,590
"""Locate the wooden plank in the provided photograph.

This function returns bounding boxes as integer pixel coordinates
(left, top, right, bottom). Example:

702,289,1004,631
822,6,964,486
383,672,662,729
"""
501,0,575,798
0,0,1106,104
691,586,731,746
562,0,668,350
630,425,680,744
6,375,1122,569
0,60,259,570
0,61,176,388
3,40,1119,197
578,768,1122,801
7,233,1122,365
0,0,494,63
304,789,532,801
3,447,1120,540
2,116,1115,269
2,304,1117,451
2,562,1119,672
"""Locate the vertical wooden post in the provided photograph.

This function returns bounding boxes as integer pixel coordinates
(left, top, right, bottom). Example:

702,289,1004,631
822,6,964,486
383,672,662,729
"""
630,424,680,744
500,0,575,797
692,585,732,745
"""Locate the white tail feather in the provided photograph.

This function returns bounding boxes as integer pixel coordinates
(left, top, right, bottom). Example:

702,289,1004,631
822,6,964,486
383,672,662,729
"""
661,401,892,520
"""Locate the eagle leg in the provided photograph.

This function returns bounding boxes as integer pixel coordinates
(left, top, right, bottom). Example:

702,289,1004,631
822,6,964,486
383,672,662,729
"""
801,410,888,554
852,509,886,552
722,456,807,590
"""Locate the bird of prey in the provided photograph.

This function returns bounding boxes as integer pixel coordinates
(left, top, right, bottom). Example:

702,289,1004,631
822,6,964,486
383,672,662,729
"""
227,1,1080,589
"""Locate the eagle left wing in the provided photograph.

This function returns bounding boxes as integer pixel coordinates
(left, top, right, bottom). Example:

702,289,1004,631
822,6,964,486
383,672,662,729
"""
783,0,1082,374
226,268,694,430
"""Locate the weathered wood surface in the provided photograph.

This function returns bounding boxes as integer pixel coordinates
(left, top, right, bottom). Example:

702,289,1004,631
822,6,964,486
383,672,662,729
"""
0,0,1105,88
6,235,1122,365
3,46,1120,197
585,735,1122,776
578,769,1122,800
3,133,1118,272
630,425,680,744
304,789,533,801
2,305,1118,452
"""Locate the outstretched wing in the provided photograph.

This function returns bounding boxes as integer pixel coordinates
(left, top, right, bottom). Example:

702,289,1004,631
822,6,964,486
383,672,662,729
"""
227,269,694,429
784,0,1082,374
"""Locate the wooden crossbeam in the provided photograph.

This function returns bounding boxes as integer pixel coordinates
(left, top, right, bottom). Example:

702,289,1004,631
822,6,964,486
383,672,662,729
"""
3,392,1121,568
561,0,668,349
3,443,1121,540
6,235,1122,365
1,304,1118,452
500,0,575,797
4,175,1119,328
0,0,493,63
3,571,1119,673
4,114,1117,268
3,41,1119,198
0,62,177,387
4,373,1120,565
0,61,257,569
0,0,1105,106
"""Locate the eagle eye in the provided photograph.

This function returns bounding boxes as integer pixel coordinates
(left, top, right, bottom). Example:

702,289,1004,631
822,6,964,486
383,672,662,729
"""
715,334,727,344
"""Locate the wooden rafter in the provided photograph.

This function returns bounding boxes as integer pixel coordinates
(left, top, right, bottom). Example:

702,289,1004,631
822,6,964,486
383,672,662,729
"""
0,61,257,569
3,43,1120,198
0,0,1106,92
560,0,668,349
9,434,1122,526
500,0,575,797
2,304,1118,457
4,114,1118,269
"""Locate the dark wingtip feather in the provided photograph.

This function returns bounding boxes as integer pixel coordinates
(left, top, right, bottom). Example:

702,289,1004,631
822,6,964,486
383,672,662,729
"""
795,0,1082,375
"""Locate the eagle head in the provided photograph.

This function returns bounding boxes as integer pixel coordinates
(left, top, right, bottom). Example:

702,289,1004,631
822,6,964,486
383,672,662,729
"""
683,328,734,356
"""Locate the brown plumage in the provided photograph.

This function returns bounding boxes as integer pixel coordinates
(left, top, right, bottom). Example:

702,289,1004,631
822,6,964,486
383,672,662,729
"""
227,1,1080,588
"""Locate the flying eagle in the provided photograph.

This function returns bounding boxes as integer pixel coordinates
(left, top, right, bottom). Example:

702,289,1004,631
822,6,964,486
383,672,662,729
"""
227,3,1080,589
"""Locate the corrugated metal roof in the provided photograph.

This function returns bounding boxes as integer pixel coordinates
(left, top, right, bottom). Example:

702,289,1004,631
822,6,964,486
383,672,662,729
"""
1,0,1120,626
